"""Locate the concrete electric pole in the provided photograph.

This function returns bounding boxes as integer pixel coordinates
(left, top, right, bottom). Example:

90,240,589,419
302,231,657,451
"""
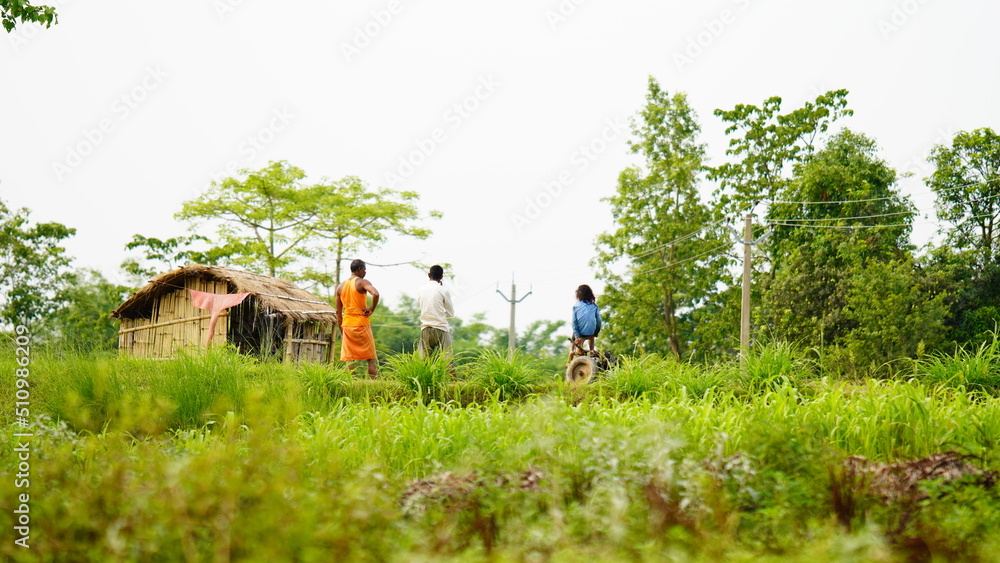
496,276,532,350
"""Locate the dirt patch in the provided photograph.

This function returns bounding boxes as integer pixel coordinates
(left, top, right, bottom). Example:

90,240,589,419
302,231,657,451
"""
400,467,544,515
845,451,997,504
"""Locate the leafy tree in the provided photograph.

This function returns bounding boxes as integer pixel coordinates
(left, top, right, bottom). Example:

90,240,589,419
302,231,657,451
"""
0,198,75,328
120,233,216,283
711,89,853,213
305,176,442,290
177,161,323,278
924,128,1000,345
595,78,730,359
48,269,133,352
926,128,1000,266
761,130,946,369
2,1,56,32
177,162,439,289
838,259,949,370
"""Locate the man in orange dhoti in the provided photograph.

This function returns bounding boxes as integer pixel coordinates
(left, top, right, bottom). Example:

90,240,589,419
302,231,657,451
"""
336,259,380,377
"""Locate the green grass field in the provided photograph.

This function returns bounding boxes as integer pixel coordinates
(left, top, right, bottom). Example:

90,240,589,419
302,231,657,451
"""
4,343,1000,561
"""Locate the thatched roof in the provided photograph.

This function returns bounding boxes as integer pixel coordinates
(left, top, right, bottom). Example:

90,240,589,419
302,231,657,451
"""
111,264,337,323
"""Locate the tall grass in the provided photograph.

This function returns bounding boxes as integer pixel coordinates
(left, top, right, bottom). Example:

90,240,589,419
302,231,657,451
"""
469,349,545,401
385,351,452,402
916,333,1000,394
9,376,1000,560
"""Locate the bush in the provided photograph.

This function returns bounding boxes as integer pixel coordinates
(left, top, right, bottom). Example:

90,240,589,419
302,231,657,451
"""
386,352,452,401
917,334,1000,394
469,349,544,401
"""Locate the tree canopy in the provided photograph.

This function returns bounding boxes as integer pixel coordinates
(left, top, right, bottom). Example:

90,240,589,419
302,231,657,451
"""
0,197,75,328
1,1,56,32
175,161,440,290
595,78,731,359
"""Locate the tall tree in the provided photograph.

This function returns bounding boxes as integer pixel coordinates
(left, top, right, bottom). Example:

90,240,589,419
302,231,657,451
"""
177,161,322,278
1,1,56,32
120,234,215,283
924,128,1000,344
176,161,439,285
305,176,442,291
926,128,1000,267
762,130,945,368
0,198,75,328
594,78,730,359
48,269,133,352
711,89,853,214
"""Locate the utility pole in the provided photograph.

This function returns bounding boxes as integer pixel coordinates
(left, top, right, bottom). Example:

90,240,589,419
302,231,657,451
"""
496,276,532,350
740,212,753,359
730,210,771,362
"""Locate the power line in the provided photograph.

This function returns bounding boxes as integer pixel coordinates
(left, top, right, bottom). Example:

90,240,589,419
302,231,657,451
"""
770,178,996,206
774,209,916,223
634,241,736,277
630,213,739,261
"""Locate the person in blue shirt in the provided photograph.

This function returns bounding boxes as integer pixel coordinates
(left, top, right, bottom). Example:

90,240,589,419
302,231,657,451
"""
571,284,602,356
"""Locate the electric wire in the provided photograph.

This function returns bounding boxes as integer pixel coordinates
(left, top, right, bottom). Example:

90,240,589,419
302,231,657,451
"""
769,178,996,206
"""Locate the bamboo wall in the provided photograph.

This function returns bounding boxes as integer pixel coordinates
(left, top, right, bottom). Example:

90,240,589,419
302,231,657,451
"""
117,277,230,359
283,321,335,363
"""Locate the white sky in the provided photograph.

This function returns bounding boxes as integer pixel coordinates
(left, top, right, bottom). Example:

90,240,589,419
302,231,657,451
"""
1,0,998,333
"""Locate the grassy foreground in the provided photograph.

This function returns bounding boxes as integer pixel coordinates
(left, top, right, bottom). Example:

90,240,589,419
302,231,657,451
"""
4,345,1000,561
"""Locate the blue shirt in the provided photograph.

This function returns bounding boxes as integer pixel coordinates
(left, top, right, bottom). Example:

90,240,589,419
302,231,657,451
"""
572,301,602,338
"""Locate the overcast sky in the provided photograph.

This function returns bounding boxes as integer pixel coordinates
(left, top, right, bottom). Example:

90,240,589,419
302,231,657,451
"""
2,0,998,333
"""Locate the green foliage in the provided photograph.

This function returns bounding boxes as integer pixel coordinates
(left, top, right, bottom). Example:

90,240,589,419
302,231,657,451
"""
0,197,76,327
760,130,948,371
47,268,134,353
711,89,853,211
13,355,1000,560
594,78,732,360
119,233,216,282
469,349,545,401
601,355,669,399
386,351,452,401
175,161,439,288
926,127,1000,264
838,259,949,372
1,0,56,32
742,339,814,390
917,333,1000,394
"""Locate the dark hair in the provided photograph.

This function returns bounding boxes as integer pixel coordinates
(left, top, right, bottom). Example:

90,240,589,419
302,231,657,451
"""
429,265,444,281
576,284,596,304
350,259,366,273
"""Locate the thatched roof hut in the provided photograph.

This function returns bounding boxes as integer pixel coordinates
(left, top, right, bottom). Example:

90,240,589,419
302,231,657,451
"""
111,264,337,362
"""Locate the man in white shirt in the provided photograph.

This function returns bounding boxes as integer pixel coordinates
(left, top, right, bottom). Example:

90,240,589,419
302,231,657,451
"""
416,264,455,356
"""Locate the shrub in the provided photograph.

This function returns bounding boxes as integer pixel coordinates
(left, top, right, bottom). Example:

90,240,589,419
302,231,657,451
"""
386,352,452,401
917,334,1000,394
469,349,544,401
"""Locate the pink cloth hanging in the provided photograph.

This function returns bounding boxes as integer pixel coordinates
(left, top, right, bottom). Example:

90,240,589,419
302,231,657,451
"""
188,289,250,348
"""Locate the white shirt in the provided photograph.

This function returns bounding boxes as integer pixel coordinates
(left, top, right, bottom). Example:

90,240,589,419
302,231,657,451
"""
416,280,455,331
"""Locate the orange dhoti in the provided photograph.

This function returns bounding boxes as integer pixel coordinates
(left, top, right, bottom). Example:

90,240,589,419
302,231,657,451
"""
340,276,378,361
340,324,377,361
